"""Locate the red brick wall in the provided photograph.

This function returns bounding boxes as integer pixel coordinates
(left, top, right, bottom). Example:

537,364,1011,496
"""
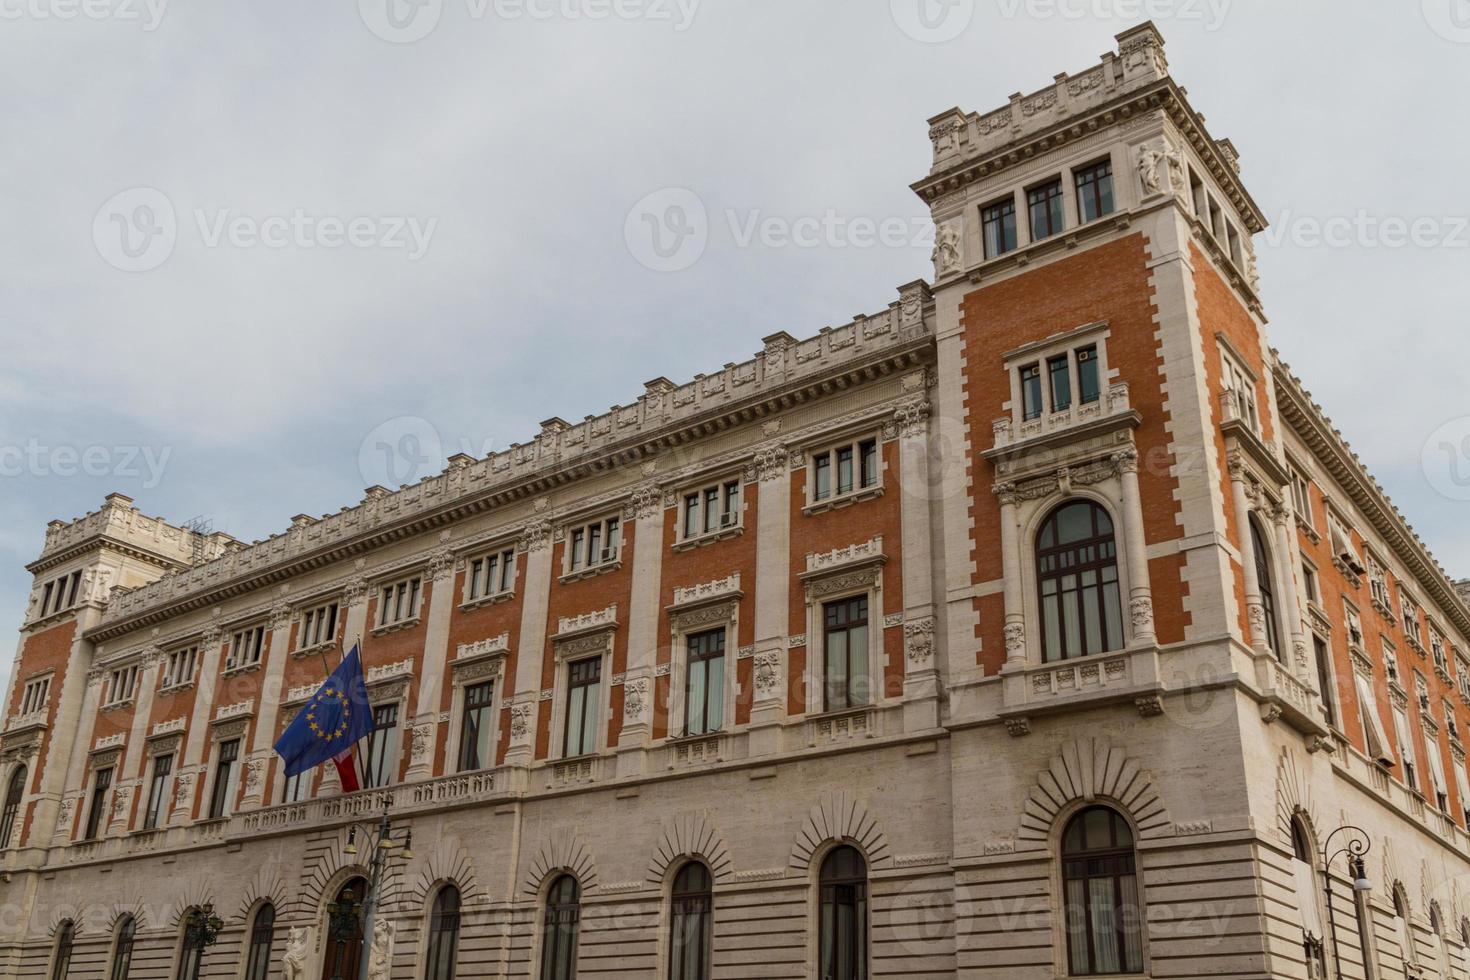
10,620,76,845
443,562,524,770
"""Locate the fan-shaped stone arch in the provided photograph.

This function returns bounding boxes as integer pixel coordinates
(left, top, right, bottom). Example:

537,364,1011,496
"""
646,812,733,887
404,837,482,910
166,876,217,929
1018,738,1170,845
298,826,389,916
235,867,289,923
523,827,598,897
104,898,150,934
1275,749,1323,854
789,791,892,873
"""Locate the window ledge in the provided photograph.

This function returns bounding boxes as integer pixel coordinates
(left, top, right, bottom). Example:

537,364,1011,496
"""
157,680,196,695
1371,597,1394,620
672,526,745,552
292,639,339,660
460,590,516,613
100,698,137,712
222,661,263,678
559,561,622,585
371,616,421,636
803,486,883,517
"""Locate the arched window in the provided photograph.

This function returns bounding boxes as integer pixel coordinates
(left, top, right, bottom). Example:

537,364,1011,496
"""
242,902,275,980
818,846,868,980
1250,518,1282,659
0,765,25,848
178,907,209,980
669,862,712,980
1062,806,1144,975
50,921,74,980
1037,501,1125,662
1430,903,1449,974
541,874,580,980
424,885,461,980
1392,884,1417,971
110,914,137,980
1288,818,1327,979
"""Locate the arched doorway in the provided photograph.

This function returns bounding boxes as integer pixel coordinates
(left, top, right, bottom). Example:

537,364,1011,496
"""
322,877,367,980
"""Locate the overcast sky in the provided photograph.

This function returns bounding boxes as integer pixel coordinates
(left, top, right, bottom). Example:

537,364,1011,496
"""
3,1,1468,698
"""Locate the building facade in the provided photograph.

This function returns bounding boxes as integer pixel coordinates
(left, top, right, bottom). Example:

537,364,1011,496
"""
3,23,1469,980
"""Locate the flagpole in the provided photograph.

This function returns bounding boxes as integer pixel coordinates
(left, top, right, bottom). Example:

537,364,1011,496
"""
352,634,370,792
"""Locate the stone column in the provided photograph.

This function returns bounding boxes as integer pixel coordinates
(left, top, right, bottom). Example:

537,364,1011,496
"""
242,601,293,809
616,486,665,777
407,547,457,782
171,627,223,825
49,669,104,844
340,577,371,650
505,519,553,776
1227,452,1268,654
749,442,791,756
993,485,1027,671
895,392,939,731
1115,449,1157,648
115,649,162,827
1271,502,1313,685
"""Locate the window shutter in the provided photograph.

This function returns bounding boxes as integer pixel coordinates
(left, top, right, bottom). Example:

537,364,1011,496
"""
1355,674,1395,766
1426,735,1449,802
1454,756,1470,811
1292,859,1326,942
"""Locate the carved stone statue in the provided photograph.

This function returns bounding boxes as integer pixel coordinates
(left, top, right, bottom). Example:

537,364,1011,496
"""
282,926,310,980
931,221,962,278
367,917,395,980
1136,142,1165,196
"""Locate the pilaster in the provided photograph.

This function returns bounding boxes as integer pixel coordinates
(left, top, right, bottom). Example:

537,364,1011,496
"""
749,443,790,755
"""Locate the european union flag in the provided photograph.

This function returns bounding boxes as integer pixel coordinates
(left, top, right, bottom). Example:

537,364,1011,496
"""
274,644,375,778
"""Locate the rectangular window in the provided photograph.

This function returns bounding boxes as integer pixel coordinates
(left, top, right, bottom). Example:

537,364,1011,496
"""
458,681,496,772
1290,470,1315,531
810,439,879,504
1402,597,1421,645
1020,364,1044,421
104,665,138,706
143,754,172,830
1344,604,1364,649
365,703,400,788
1027,179,1065,241
162,646,198,689
84,767,112,840
981,197,1017,258
39,570,83,619
1190,168,1206,217
1227,224,1244,267
208,740,239,820
823,596,871,713
1300,560,1319,605
1075,160,1115,224
1392,706,1418,792
563,658,602,758
228,625,267,669
1431,629,1449,673
1313,638,1335,728
467,549,516,602
1221,350,1260,433
20,676,50,715
299,603,339,650
282,770,310,804
376,577,422,628
680,479,742,540
1076,345,1100,405
684,629,726,737
566,517,621,573
1047,355,1072,412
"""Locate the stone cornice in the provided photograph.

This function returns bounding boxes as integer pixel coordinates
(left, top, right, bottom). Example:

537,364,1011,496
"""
1273,357,1470,643
80,285,936,644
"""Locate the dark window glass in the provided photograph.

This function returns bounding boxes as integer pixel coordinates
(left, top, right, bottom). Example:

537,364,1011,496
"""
243,904,274,980
1251,520,1283,661
1049,355,1072,412
814,453,832,501
669,863,713,980
1062,807,1144,975
366,703,399,788
0,765,25,848
818,846,868,980
563,658,601,758
982,198,1017,257
85,767,113,840
425,886,461,980
684,493,700,538
144,754,172,830
1021,364,1044,421
1076,160,1115,223
1037,502,1125,662
823,596,870,712
178,908,208,980
1077,345,1100,404
458,681,496,772
1028,179,1065,240
208,740,238,819
836,445,855,495
51,921,74,980
110,915,136,980
541,875,580,980
859,440,878,489
1314,638,1335,727
685,629,726,736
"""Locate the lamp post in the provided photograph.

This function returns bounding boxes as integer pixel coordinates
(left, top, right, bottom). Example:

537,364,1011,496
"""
1321,824,1373,980
343,803,413,980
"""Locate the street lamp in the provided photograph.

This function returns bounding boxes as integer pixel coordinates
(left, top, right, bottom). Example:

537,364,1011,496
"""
182,903,224,948
341,803,413,980
1321,824,1372,979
